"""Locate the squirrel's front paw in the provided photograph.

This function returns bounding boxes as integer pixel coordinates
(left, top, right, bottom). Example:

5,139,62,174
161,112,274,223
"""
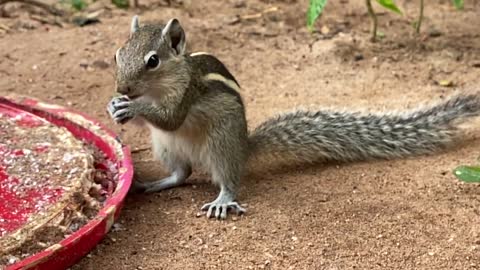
107,96,136,124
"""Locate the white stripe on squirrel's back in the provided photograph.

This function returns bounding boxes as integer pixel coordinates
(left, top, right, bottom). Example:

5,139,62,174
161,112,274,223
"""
203,73,241,93
190,52,210,57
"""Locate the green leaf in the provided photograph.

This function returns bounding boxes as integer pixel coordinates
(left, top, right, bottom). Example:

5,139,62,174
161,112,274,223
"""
453,166,480,183
375,0,402,14
452,0,464,10
306,0,328,31
71,0,87,10
112,0,129,9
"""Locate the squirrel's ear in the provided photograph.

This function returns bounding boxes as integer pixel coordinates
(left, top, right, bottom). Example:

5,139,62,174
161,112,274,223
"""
161,18,186,56
130,15,139,36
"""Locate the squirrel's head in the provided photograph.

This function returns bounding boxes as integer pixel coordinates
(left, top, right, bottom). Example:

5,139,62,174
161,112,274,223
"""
113,16,189,100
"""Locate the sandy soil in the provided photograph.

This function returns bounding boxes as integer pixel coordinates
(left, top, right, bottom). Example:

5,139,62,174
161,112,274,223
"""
0,0,479,269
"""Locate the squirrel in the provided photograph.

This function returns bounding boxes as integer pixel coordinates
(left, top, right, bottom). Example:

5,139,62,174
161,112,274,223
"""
107,15,480,219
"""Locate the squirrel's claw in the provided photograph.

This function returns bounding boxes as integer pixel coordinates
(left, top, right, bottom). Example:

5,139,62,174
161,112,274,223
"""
107,96,135,124
112,108,134,124
201,200,246,220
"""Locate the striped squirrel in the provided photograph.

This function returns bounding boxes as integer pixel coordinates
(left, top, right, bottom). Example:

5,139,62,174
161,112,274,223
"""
107,15,480,219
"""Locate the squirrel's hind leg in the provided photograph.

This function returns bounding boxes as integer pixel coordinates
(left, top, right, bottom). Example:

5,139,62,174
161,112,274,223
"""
134,135,192,193
201,141,247,219
142,165,192,193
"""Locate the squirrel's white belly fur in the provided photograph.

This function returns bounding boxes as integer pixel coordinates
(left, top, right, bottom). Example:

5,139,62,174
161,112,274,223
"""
147,112,212,172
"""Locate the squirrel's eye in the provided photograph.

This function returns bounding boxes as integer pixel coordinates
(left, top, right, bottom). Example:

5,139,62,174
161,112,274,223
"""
146,54,160,69
113,54,116,63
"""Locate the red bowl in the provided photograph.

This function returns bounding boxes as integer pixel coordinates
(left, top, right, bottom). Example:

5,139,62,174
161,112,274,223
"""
0,96,133,270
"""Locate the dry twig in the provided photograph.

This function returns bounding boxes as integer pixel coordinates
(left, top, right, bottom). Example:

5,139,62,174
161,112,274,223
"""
240,6,278,20
131,146,151,154
0,0,64,15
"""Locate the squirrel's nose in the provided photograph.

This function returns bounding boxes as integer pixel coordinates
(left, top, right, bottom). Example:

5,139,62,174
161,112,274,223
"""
117,85,131,95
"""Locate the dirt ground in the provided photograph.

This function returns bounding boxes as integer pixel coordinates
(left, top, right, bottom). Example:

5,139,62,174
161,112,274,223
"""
1,0,480,269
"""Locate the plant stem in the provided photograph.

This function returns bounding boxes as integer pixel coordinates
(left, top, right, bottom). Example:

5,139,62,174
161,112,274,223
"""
365,0,377,42
416,0,424,34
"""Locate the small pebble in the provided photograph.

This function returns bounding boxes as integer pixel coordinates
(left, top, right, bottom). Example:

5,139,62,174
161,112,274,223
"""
233,0,246,8
112,223,124,232
92,60,109,69
428,29,442,37
320,25,330,35
193,238,204,246
79,59,89,68
354,53,364,61
224,16,241,25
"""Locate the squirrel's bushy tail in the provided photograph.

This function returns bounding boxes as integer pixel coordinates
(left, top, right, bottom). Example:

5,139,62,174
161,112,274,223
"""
248,94,480,164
